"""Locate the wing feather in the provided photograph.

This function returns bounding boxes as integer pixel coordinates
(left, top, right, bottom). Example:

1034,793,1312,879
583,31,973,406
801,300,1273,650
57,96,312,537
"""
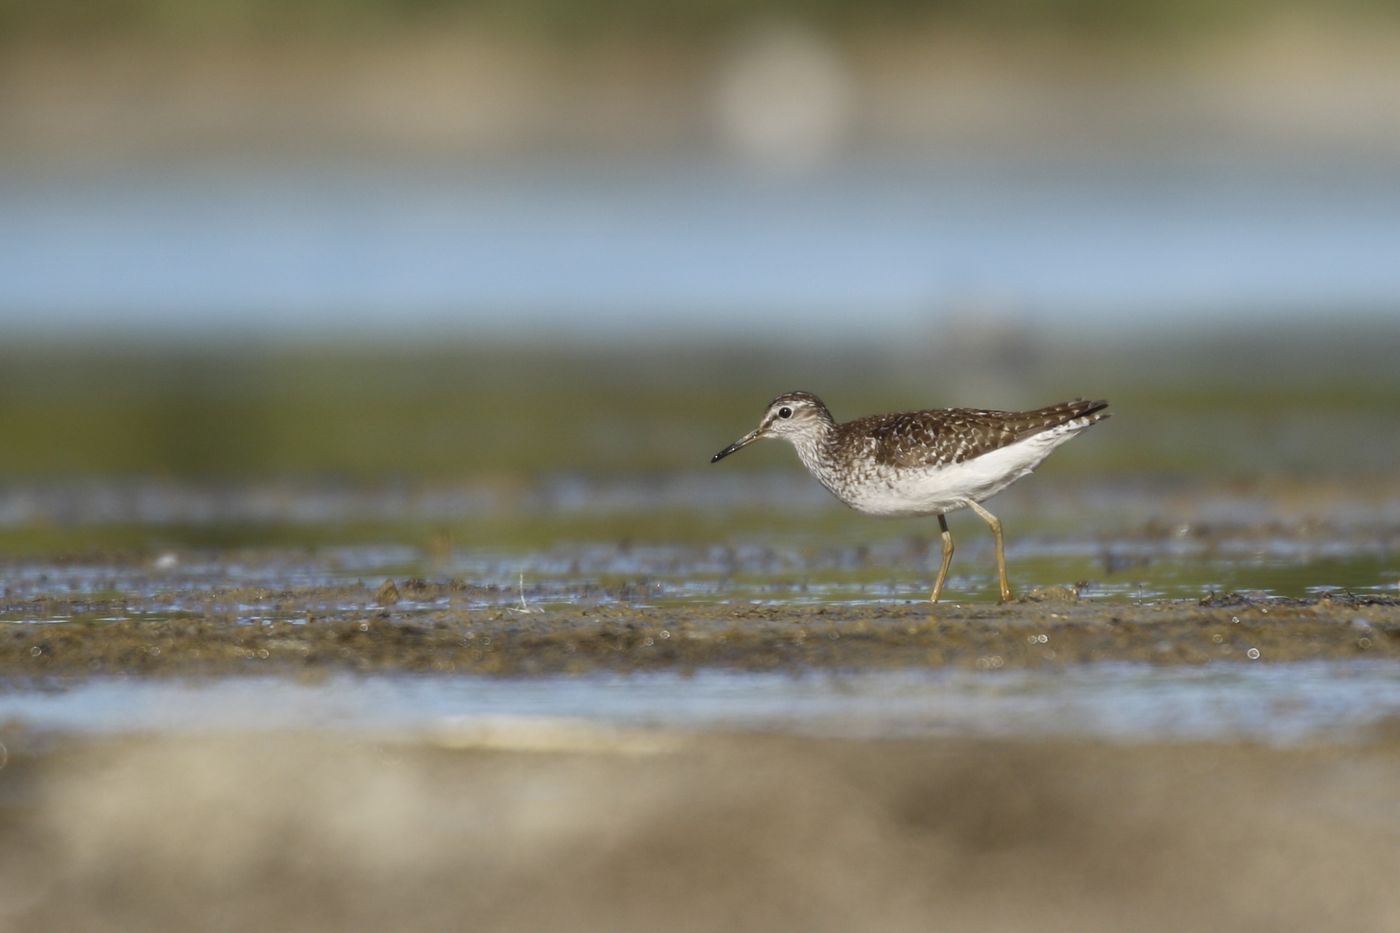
839,399,1109,469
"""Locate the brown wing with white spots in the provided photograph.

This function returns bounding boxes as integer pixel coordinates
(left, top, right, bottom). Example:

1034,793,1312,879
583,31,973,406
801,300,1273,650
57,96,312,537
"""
841,399,1109,468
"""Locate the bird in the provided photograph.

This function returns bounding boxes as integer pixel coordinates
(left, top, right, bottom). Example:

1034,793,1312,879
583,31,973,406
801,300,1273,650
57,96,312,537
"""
711,391,1110,603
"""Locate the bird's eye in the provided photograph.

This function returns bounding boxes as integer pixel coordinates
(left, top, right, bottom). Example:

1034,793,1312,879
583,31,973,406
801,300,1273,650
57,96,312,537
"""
778,407,793,419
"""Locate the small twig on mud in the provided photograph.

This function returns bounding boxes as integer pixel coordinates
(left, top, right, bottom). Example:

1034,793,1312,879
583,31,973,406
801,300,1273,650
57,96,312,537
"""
508,571,543,614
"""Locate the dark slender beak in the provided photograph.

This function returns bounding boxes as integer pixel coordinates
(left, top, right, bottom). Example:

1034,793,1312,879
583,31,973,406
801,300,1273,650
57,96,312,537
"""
711,428,761,463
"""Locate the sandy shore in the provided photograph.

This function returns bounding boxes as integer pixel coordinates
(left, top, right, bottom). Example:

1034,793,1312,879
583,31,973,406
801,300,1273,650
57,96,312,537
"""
0,725,1396,932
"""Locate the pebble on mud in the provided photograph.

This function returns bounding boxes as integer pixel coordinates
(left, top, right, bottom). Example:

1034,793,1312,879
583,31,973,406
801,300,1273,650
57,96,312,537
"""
1022,585,1080,603
375,579,400,606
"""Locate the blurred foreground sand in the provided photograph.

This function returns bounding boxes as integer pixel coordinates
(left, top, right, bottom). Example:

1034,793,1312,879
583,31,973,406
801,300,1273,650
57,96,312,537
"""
2,727,1396,932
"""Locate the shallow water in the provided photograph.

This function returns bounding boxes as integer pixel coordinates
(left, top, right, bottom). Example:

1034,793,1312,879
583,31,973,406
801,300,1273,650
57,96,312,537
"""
4,662,1398,746
4,476,1397,613
1,520,1395,625
2,476,1397,748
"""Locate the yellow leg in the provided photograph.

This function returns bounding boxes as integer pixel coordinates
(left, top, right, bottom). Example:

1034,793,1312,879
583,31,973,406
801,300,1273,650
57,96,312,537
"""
930,513,954,603
965,500,1012,603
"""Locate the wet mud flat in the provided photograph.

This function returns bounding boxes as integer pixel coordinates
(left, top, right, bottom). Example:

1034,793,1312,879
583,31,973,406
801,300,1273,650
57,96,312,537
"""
2,565,1398,931
1,725,1397,933
2,586,1397,679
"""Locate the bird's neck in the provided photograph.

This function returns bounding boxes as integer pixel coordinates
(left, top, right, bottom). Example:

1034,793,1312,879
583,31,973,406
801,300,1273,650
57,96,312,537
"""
790,421,841,489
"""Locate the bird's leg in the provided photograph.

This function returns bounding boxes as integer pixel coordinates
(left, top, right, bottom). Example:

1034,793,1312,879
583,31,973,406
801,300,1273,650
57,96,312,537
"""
930,513,954,603
965,500,1012,603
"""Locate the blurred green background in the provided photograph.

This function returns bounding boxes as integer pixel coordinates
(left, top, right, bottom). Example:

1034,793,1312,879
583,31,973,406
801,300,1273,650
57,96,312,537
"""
2,0,1397,40
2,0,1398,553
1,329,1398,482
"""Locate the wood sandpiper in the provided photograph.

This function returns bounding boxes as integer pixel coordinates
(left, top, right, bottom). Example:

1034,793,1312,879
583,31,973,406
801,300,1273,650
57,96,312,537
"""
711,391,1110,603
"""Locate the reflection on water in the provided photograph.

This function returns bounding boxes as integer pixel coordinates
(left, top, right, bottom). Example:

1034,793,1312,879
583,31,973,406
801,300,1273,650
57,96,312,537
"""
0,476,1397,617
0,537,1396,625
0,535,1395,625
4,662,1399,745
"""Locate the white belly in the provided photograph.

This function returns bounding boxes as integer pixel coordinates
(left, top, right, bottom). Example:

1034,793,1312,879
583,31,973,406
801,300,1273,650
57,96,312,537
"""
834,423,1088,517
